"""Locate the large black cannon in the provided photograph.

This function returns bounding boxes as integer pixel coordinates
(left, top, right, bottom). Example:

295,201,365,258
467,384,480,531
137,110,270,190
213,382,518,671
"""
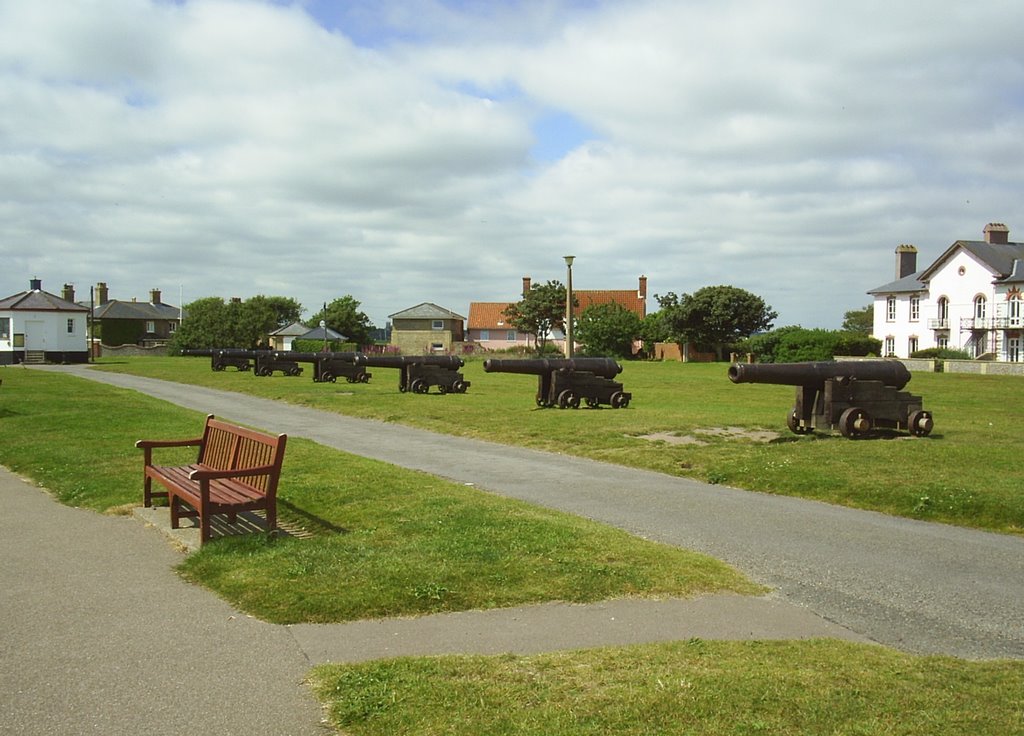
182,348,255,372
284,352,371,384
254,350,302,377
353,354,469,394
482,357,631,409
727,360,933,438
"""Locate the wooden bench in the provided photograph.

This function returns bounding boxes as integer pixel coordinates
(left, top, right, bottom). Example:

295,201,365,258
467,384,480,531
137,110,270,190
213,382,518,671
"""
136,415,287,545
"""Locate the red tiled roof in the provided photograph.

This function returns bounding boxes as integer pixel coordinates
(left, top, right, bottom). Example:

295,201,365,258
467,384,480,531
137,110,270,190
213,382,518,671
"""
468,302,514,329
576,289,646,318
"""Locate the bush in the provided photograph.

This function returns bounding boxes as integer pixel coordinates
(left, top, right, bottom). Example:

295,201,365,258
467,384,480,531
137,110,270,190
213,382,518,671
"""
735,328,880,364
911,347,972,360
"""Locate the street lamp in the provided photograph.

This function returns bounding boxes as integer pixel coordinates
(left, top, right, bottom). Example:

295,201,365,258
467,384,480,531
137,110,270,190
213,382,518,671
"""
564,255,575,358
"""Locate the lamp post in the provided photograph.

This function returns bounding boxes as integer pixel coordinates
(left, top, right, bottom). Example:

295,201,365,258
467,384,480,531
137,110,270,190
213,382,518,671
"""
563,255,575,358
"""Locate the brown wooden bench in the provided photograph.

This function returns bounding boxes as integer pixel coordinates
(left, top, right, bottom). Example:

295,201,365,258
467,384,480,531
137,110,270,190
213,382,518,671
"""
136,415,287,545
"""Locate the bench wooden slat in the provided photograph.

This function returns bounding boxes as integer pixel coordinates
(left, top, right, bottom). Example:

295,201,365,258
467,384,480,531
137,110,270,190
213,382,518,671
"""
137,415,287,545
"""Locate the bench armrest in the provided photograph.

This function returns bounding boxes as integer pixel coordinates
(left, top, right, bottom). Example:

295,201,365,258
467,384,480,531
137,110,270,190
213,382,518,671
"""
188,464,278,481
136,437,204,450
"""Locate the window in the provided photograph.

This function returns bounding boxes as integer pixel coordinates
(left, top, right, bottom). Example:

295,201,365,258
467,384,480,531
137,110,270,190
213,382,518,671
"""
506,330,517,341
884,336,895,356
974,295,987,321
937,297,949,322
886,296,896,321
169,322,177,333
908,336,918,355
66,318,75,334
145,320,155,333
1008,336,1021,363
909,296,920,321
0,317,9,340
431,320,444,330
1009,296,1022,327
937,335,948,349
479,329,490,341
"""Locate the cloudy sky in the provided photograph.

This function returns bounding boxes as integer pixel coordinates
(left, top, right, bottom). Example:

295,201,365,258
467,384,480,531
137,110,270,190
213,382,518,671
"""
3,0,1022,330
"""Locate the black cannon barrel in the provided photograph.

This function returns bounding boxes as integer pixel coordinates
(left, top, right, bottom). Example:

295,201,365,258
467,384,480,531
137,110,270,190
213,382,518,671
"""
181,348,214,357
275,351,319,362
215,348,259,356
727,360,911,390
354,354,464,369
483,357,622,379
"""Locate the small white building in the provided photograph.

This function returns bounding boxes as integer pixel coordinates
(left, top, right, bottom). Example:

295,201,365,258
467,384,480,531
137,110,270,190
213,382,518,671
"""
0,279,90,364
869,223,1024,362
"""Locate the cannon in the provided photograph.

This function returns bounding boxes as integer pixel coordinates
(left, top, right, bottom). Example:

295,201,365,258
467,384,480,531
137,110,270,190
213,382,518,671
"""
254,350,302,377
352,354,469,394
482,357,631,409
182,348,255,372
351,354,468,394
283,352,371,384
727,360,934,438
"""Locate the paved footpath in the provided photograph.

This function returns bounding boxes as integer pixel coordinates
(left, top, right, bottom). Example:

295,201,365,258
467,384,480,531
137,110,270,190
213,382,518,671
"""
6,366,1023,731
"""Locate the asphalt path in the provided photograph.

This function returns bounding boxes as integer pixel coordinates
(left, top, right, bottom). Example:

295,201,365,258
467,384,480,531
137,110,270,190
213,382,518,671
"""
40,365,1024,660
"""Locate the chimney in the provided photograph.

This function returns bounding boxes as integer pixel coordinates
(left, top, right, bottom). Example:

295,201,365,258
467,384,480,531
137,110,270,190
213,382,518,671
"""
150,289,161,305
895,244,918,279
30,278,42,291
984,222,1009,244
62,283,75,302
231,297,242,304
638,275,648,299
96,282,109,305
522,276,532,297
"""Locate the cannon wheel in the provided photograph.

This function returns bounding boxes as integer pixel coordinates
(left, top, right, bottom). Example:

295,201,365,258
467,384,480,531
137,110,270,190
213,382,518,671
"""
288,367,302,376
585,397,600,409
321,372,334,383
536,396,548,408
437,384,448,395
213,365,225,372
786,409,811,434
453,380,467,393
610,391,629,409
908,409,934,437
839,407,872,438
359,373,371,383
258,367,273,377
412,379,430,395
557,390,579,409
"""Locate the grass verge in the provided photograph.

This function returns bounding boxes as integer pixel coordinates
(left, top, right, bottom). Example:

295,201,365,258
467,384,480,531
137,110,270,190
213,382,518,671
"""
309,639,1024,735
0,367,758,623
91,357,1024,534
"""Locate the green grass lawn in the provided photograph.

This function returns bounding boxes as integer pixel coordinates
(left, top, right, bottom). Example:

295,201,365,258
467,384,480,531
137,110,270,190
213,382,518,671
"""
3,363,1022,735
92,356,1024,534
0,367,757,623
309,639,1024,735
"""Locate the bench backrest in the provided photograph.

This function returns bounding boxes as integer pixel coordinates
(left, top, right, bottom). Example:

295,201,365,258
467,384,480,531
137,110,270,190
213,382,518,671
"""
198,416,287,495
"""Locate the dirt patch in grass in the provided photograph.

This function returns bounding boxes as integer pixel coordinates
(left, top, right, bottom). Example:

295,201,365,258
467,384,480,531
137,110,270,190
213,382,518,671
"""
635,426,781,446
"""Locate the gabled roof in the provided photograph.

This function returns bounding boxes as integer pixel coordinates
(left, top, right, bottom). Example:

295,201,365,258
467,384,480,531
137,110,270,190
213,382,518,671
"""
0,288,88,313
577,289,646,317
299,325,346,340
268,321,310,337
997,259,1024,284
467,302,514,329
918,240,1024,282
867,272,928,295
389,302,466,321
90,300,180,320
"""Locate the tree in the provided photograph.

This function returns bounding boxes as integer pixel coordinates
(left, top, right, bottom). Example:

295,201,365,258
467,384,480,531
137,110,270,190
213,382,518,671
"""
249,295,303,331
307,296,374,347
842,304,874,335
658,285,778,360
170,294,303,352
503,280,576,354
575,302,643,358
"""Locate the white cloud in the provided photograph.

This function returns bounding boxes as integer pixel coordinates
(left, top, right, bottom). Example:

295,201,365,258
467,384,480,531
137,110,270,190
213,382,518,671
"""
2,0,1023,331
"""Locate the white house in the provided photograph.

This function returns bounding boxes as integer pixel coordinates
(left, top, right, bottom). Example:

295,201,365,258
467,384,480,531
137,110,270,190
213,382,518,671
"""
869,223,1024,362
0,279,90,364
